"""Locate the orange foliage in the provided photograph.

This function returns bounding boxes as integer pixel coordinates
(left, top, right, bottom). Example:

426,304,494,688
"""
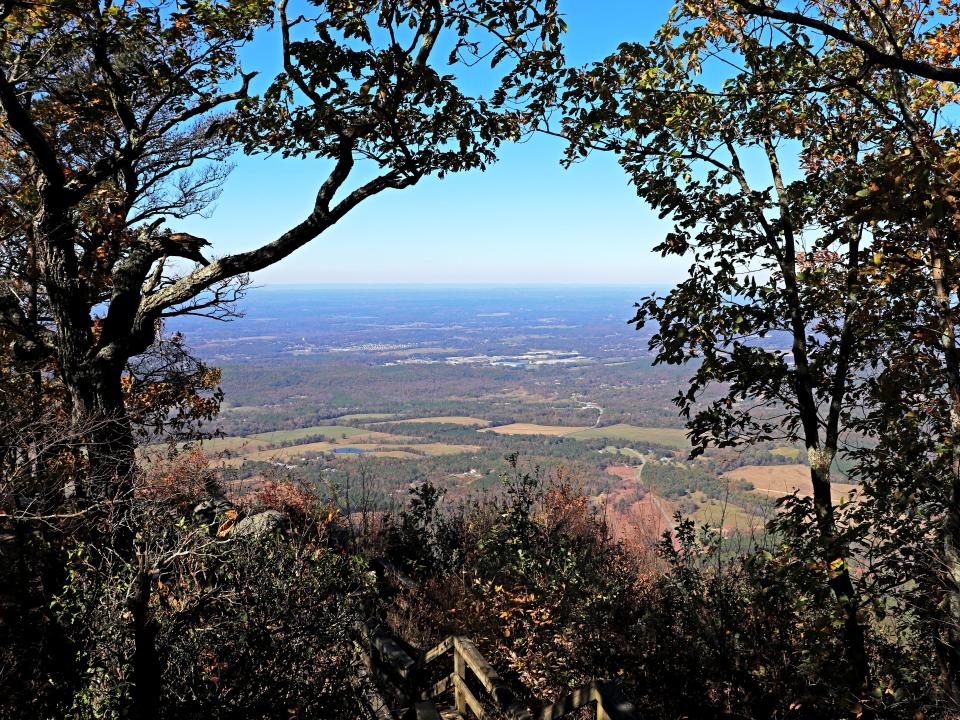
239,479,338,530
139,448,219,504
541,480,601,544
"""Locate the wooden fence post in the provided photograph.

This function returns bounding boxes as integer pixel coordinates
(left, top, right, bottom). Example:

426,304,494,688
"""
453,639,467,715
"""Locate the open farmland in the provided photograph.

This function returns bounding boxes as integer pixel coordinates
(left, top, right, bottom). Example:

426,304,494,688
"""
771,446,802,460
188,436,271,454
691,496,770,535
202,423,483,467
723,464,858,504
332,412,397,422
481,421,690,449
210,415,696,474
566,424,689,449
480,423,589,436
379,416,491,426
249,425,371,444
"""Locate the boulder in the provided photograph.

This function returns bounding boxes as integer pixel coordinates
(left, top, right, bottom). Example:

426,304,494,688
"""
231,510,288,537
192,498,235,527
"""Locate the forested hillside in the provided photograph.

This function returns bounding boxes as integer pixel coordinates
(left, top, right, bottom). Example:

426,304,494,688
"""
3,1,960,719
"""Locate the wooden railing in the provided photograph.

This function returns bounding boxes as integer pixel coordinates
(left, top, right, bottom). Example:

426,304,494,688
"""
367,559,637,719
421,635,530,719
537,681,637,720
407,634,636,720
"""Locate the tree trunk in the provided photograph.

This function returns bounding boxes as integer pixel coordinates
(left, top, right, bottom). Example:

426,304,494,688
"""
60,358,138,561
762,130,870,695
34,194,137,504
129,563,161,720
931,255,960,706
808,450,869,693
65,361,162,718
940,461,960,708
61,361,135,500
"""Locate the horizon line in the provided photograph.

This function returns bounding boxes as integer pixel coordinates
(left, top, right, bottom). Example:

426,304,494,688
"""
250,281,675,289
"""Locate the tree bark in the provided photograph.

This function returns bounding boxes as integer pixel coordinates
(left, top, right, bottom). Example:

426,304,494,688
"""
808,451,870,691
59,357,138,561
129,563,161,720
940,464,960,707
761,133,870,694
931,255,960,707
61,361,134,498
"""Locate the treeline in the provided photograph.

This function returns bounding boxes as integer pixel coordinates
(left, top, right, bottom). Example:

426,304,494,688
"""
212,358,697,436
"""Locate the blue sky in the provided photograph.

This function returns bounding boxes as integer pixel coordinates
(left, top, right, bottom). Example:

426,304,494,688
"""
177,1,688,285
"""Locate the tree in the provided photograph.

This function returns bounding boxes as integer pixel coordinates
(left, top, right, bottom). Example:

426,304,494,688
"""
729,0,960,81
0,0,271,506
550,0,960,707
722,0,960,704
0,0,563,508
42,452,379,720
552,8,900,697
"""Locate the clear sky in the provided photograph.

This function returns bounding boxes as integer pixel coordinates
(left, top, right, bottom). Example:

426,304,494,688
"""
177,1,689,286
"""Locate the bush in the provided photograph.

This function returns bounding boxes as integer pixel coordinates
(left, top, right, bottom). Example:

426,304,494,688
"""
51,477,377,720
380,462,932,719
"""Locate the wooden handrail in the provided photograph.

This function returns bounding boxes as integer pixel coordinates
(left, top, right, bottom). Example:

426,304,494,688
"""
455,636,530,720
537,681,637,720
423,635,454,664
369,559,636,719
420,635,530,719
366,628,638,719
358,622,418,713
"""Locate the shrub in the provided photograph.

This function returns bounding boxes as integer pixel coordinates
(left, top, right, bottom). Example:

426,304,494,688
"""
381,462,932,719
52,487,377,720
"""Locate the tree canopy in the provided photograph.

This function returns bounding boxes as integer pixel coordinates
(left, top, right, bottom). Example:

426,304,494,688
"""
0,0,563,502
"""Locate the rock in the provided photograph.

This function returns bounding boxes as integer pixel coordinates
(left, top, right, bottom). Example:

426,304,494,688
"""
193,498,235,527
231,510,287,537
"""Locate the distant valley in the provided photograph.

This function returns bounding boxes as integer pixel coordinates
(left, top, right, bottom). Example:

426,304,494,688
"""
166,286,808,541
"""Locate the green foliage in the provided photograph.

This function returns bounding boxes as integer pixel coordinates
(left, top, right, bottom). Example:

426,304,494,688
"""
386,479,464,576
642,458,732,500
230,0,565,178
51,494,376,720
383,471,935,717
386,462,642,697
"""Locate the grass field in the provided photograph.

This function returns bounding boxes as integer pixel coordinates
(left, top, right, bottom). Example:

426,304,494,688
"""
482,422,690,449
244,441,340,460
691,496,769,533
196,436,271,453
566,424,690,449
333,412,396,422
383,416,491,427
249,425,371,444
481,423,588,436
723,464,858,503
140,436,270,459
228,437,481,463
771,446,802,460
